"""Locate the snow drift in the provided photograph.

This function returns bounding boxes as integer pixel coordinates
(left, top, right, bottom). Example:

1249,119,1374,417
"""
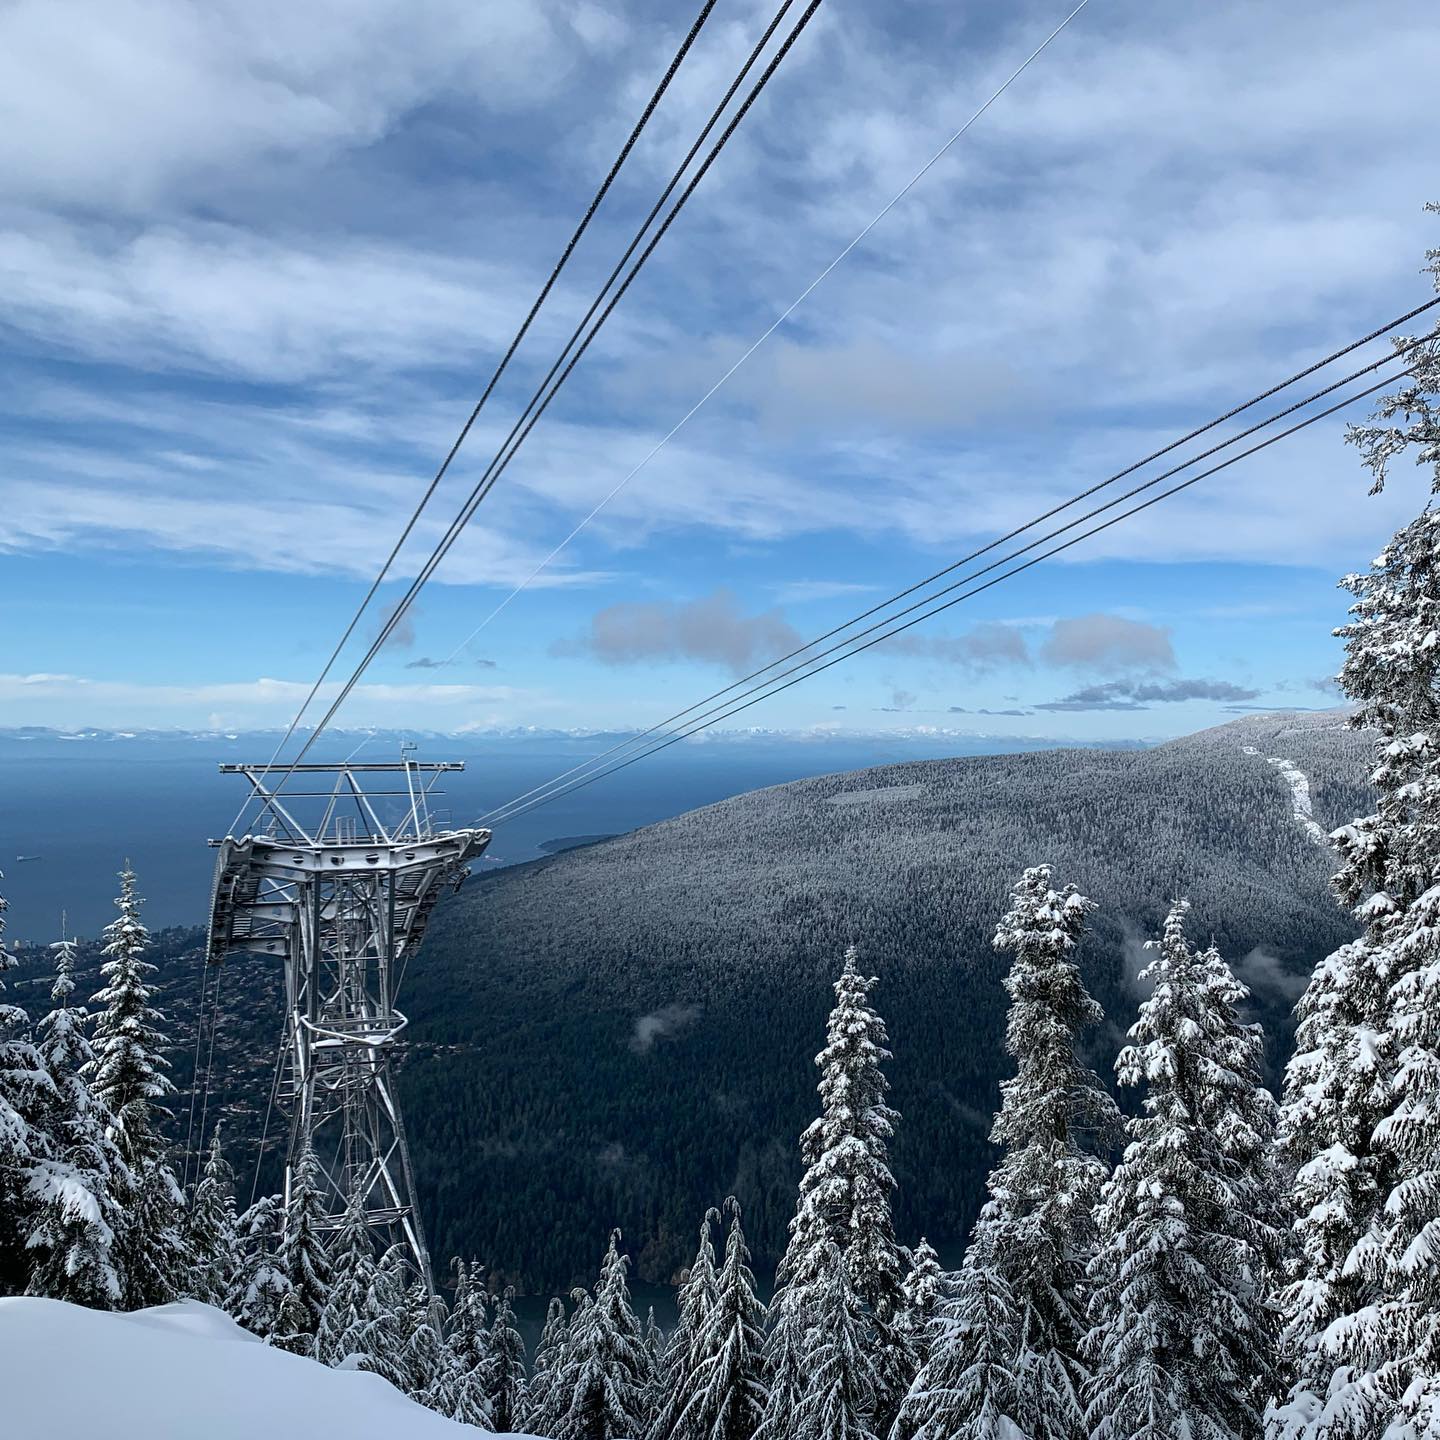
0,1296,522,1439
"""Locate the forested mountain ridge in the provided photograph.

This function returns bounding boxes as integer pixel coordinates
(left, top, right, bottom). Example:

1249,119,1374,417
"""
398,710,1371,1292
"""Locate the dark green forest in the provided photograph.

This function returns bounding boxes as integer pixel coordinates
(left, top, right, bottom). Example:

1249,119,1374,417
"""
3,709,1372,1296
399,710,1368,1292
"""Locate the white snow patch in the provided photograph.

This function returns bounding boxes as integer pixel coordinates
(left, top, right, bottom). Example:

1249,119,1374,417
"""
0,1297,525,1440
826,783,927,807
1242,747,1328,846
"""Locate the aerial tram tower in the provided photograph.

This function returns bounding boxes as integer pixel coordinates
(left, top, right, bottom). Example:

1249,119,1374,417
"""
207,757,489,1289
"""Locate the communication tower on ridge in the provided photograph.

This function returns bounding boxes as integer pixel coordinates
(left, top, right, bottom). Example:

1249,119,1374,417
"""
207,756,489,1289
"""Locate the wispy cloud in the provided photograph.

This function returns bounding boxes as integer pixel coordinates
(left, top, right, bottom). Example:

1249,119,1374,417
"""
1040,614,1175,674
629,1003,701,1054
1036,677,1261,712
554,588,801,675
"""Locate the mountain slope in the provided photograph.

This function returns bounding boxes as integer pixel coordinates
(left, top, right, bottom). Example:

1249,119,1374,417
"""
399,712,1371,1292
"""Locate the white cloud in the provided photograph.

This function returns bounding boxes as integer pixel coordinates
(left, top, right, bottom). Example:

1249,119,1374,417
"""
0,671,528,730
555,588,802,674
0,0,589,212
1,0,1436,605
1041,614,1175,674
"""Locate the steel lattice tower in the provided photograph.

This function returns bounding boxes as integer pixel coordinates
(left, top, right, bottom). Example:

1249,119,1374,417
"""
207,758,489,1288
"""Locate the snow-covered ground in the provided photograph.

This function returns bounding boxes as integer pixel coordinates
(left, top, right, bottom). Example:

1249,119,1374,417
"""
0,1297,516,1440
1241,746,1329,846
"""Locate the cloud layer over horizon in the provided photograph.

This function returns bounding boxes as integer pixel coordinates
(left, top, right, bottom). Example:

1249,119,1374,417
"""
2,0,1435,734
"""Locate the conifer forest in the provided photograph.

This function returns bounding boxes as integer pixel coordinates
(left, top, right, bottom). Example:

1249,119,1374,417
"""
4,255,1440,1440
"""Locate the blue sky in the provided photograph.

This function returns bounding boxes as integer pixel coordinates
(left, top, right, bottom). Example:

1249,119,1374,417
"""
2,0,1438,741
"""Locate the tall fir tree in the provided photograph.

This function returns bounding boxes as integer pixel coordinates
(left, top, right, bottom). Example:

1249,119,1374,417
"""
489,1285,530,1434
754,1285,808,1440
654,1210,720,1440
315,1200,379,1367
666,1197,768,1440
921,868,1118,1440
557,1233,650,1440
894,1240,1023,1440
25,931,131,1308
529,1295,572,1437
185,1126,240,1307
645,1306,668,1430
443,1257,496,1430
352,1246,417,1389
1271,218,1440,1440
768,946,908,1432
227,1192,290,1337
0,873,54,1296
404,1276,457,1417
1270,239,1440,1439
899,1239,943,1371
794,1239,879,1440
86,868,168,1164
1085,901,1279,1440
85,867,188,1307
896,869,1116,1440
274,1143,332,1354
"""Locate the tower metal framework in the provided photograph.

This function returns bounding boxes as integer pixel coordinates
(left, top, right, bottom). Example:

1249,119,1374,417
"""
207,759,489,1289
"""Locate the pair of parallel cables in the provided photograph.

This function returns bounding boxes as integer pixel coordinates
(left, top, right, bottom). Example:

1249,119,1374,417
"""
242,0,830,828
475,301,1440,828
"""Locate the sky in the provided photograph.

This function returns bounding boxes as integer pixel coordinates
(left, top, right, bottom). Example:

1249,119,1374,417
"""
2,0,1438,743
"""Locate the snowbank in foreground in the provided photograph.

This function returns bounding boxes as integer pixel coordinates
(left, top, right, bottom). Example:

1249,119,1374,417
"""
0,1297,520,1440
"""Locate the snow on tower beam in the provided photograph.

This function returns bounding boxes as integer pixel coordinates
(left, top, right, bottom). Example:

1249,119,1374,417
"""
206,759,489,1291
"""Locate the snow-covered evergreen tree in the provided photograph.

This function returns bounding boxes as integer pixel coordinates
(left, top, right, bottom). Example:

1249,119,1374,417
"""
1270,222,1440,1440
644,1305,668,1429
352,1245,416,1389
794,1239,878,1440
754,1286,808,1440
1085,901,1278,1440
1270,937,1391,1440
665,1197,767,1440
441,1257,495,1429
185,1126,240,1306
85,867,188,1307
895,868,1116,1440
957,868,1118,1440
273,1285,318,1356
893,1240,1023,1440
227,1192,290,1339
274,1143,332,1354
768,945,908,1429
529,1295,572,1437
315,1200,378,1367
124,1154,190,1308
405,1277,457,1417
654,1209,721,1440
557,1232,650,1440
0,873,53,1297
489,1284,529,1434
899,1239,943,1370
24,931,130,1307
86,869,169,1165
